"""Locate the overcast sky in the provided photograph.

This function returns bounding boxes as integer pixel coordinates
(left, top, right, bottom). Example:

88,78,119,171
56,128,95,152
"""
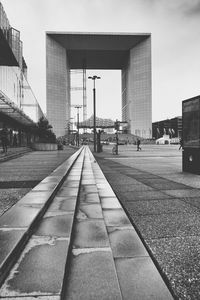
2,0,200,122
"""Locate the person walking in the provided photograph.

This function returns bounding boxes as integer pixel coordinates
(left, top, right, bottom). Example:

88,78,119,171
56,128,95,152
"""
0,127,9,154
136,138,142,151
179,138,183,150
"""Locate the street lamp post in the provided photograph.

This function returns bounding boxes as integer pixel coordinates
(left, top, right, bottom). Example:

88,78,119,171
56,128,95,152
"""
88,75,101,152
75,105,82,147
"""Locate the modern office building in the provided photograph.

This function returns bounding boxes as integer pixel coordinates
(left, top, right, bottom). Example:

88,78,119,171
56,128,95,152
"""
152,116,182,139
0,2,44,146
46,32,152,138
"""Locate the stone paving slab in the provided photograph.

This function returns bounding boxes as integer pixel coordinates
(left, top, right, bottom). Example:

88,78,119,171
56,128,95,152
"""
0,236,70,297
126,198,199,215
117,190,172,201
0,229,26,268
115,257,173,300
64,249,122,300
133,212,200,239
107,227,149,258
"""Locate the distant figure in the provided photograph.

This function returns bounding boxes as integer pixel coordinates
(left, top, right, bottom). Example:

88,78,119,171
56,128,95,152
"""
0,127,8,154
137,138,142,151
13,133,17,146
179,138,183,150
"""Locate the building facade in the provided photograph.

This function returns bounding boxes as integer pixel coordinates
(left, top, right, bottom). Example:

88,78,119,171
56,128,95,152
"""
46,32,152,138
0,2,44,146
152,116,182,140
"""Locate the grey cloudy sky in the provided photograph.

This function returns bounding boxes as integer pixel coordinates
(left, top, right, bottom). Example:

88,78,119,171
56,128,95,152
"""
2,0,200,122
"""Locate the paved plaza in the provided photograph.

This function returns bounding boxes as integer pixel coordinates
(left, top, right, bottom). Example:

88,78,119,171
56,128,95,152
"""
95,144,200,300
0,147,77,216
0,144,200,299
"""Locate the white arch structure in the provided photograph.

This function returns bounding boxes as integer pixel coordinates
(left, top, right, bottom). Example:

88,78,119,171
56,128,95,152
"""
46,32,152,138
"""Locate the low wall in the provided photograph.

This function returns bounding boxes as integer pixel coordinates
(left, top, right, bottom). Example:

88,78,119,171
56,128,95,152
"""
32,143,58,151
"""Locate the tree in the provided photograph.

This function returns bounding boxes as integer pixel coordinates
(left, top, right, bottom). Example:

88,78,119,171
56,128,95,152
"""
37,117,56,143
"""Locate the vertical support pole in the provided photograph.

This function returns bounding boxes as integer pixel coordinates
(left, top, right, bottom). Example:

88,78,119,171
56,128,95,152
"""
77,108,79,147
93,86,96,153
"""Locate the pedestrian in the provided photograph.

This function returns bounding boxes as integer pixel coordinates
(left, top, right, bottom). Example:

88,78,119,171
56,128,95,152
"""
13,133,17,146
0,127,9,154
179,138,183,150
136,138,142,151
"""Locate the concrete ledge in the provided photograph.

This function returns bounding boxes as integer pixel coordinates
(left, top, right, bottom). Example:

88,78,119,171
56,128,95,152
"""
31,142,58,151
0,146,84,286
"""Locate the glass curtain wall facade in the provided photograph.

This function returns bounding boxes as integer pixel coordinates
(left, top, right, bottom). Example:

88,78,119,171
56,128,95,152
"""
0,2,44,124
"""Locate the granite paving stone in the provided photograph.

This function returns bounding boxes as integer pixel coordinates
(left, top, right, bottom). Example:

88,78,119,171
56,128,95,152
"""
137,178,192,190
130,212,200,239
40,176,63,183
0,147,77,215
77,204,103,219
125,198,199,215
117,190,172,201
101,197,122,209
0,237,69,297
64,249,122,300
79,192,100,204
81,179,96,185
113,183,154,192
18,190,53,205
115,257,173,299
0,188,30,216
107,227,149,258
0,205,41,228
1,296,60,300
32,182,58,191
73,219,109,248
98,189,116,197
34,213,74,237
47,196,77,212
61,181,80,188
181,196,200,209
163,189,200,198
56,187,79,197
81,184,98,194
0,229,26,267
103,209,132,227
147,236,200,300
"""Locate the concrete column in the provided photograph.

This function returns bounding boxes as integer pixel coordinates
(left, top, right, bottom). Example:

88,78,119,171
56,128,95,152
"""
124,36,152,138
46,35,70,137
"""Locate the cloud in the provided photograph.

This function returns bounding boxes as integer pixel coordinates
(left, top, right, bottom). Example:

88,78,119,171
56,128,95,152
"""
180,0,200,16
148,0,200,17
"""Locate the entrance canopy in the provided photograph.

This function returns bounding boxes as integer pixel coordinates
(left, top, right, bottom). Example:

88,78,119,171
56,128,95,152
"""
0,91,35,126
46,31,150,69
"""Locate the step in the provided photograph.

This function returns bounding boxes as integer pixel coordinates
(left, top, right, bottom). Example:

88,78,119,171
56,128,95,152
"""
0,146,84,287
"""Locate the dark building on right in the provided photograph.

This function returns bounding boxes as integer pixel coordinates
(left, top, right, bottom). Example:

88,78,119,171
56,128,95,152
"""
152,116,182,139
182,95,200,174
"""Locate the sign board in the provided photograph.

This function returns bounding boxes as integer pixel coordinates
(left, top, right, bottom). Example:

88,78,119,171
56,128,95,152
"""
182,96,200,148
